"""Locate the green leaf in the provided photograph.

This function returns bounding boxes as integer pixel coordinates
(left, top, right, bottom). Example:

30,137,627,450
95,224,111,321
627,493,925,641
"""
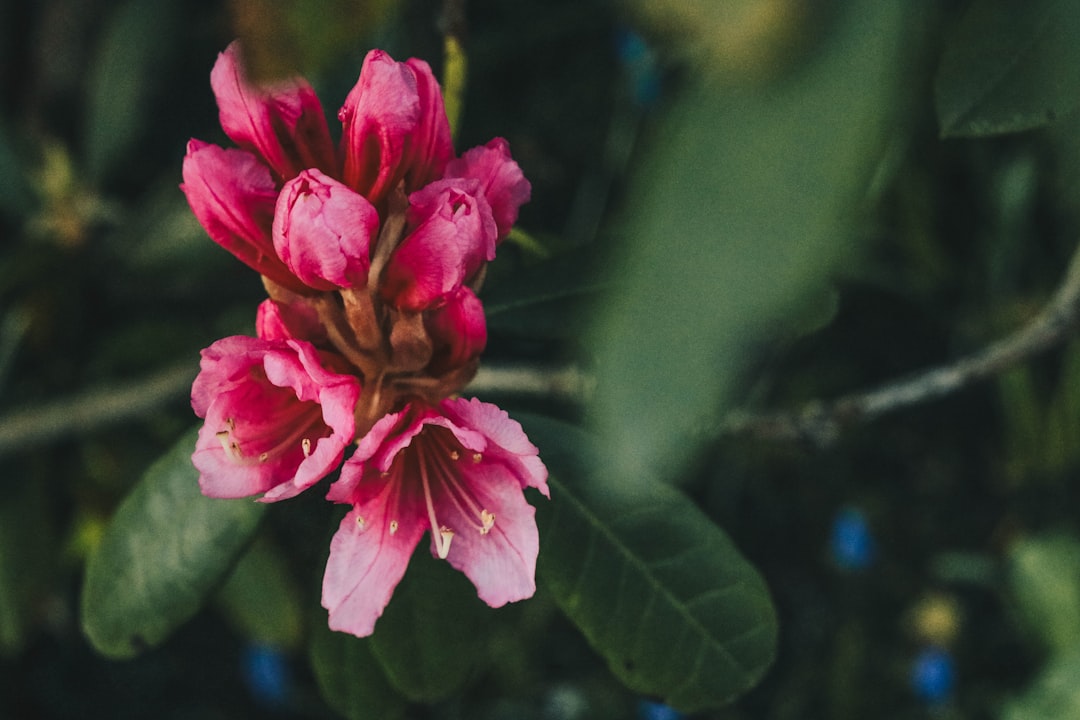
80,429,265,658
587,1,913,481
522,414,778,711
215,536,303,649
84,0,184,184
935,0,1080,138
369,548,491,702
1003,646,1080,720
1007,534,1080,655
483,246,609,340
309,615,409,720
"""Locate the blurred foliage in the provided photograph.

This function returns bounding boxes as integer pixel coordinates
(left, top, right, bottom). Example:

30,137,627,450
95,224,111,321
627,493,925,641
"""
935,0,1080,138
5,0,1080,718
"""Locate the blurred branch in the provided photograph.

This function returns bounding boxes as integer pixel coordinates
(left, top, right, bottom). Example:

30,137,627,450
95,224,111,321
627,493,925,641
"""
720,242,1080,448
0,363,196,458
468,363,593,401
0,361,588,458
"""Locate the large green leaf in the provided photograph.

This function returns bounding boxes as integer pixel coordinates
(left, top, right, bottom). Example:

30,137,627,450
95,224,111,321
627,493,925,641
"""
1007,534,1080,655
936,0,1080,138
1003,647,1080,720
523,414,777,711
81,429,265,658
308,615,408,720
369,549,491,702
215,536,303,649
586,1,913,481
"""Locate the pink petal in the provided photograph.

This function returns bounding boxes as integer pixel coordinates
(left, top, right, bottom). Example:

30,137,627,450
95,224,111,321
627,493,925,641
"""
441,397,549,497
181,140,307,293
339,50,452,207
426,286,487,372
273,169,379,290
402,57,454,190
433,459,541,607
211,41,336,180
322,486,427,637
379,179,496,311
191,336,359,501
444,138,531,241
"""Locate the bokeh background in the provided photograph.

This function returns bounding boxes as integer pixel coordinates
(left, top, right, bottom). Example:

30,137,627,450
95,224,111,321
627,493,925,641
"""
4,1,1080,718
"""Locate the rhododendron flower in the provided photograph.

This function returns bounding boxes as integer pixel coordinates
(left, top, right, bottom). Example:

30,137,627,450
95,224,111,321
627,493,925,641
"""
322,398,549,637
183,40,545,639
191,336,360,502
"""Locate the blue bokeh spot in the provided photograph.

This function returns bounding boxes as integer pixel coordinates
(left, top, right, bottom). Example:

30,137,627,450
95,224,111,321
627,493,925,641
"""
911,646,954,704
638,699,685,720
830,506,875,571
242,643,292,709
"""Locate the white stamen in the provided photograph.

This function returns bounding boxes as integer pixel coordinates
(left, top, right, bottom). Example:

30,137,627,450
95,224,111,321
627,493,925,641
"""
450,450,460,460
437,527,455,559
302,438,312,457
389,520,399,535
480,510,495,535
258,452,269,462
356,516,366,530
472,452,482,464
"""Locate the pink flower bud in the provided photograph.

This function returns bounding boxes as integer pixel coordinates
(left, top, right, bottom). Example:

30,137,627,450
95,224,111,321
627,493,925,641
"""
339,50,453,207
181,140,307,294
426,286,487,373
256,298,326,345
379,179,496,311
273,169,380,291
445,138,531,242
211,41,336,181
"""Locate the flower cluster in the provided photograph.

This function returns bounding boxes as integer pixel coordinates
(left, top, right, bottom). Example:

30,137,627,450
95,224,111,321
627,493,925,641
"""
182,42,548,637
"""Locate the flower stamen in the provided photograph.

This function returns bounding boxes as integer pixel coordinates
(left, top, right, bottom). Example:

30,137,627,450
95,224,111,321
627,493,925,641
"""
429,441,495,535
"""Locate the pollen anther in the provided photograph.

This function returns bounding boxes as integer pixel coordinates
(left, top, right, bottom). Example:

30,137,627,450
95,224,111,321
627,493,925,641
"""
389,520,399,535
450,450,460,460
472,452,482,463
302,437,312,457
480,509,495,534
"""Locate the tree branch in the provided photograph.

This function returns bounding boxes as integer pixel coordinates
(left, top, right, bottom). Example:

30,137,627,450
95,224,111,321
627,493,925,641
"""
0,361,589,459
719,243,1080,447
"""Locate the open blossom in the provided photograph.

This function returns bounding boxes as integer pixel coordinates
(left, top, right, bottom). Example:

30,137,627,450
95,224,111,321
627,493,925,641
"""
191,336,359,502
323,398,549,637
183,41,545,637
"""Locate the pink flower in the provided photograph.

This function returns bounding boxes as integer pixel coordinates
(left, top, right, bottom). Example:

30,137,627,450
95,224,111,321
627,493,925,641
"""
180,140,309,294
426,286,488,373
255,298,326,345
444,138,531,242
210,41,336,181
184,42,546,639
273,169,380,291
379,178,497,311
321,397,549,637
339,50,454,209
191,336,360,502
